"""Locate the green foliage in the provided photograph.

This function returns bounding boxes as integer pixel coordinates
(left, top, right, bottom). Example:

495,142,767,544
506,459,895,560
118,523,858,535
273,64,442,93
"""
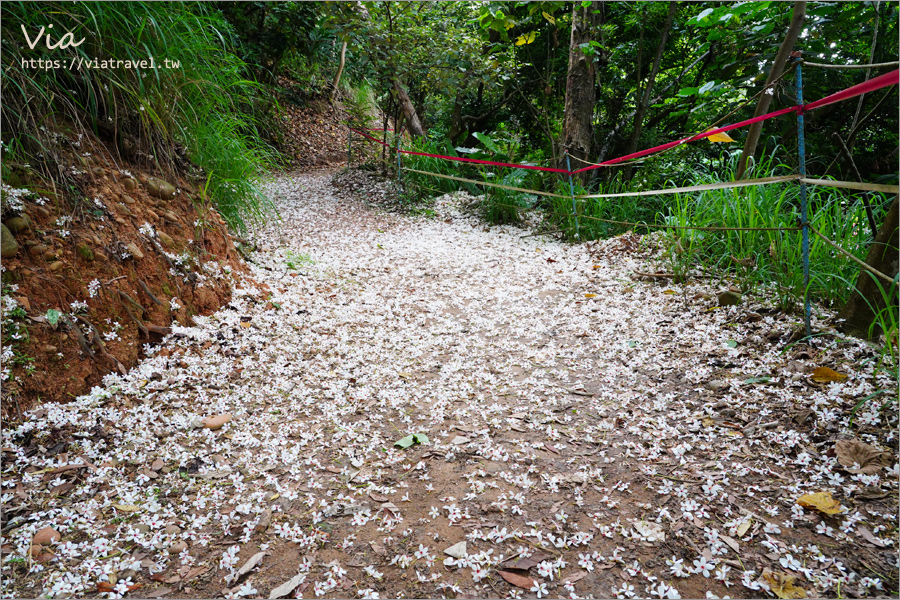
0,1,276,233
344,83,377,129
217,2,321,81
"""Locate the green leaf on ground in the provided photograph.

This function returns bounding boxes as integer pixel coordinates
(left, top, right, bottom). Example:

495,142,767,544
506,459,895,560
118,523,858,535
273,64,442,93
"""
394,433,429,448
45,309,61,326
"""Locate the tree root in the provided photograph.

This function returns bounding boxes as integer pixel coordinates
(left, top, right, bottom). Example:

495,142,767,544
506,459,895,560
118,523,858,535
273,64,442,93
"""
137,278,163,306
60,315,94,358
73,315,127,374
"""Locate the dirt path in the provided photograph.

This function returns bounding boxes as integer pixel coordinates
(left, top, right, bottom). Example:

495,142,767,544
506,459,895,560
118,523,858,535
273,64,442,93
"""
2,172,897,600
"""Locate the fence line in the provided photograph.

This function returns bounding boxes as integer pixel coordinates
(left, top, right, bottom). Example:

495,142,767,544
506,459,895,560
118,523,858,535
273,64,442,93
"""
799,178,899,195
802,60,900,70
809,225,896,285
349,62,899,339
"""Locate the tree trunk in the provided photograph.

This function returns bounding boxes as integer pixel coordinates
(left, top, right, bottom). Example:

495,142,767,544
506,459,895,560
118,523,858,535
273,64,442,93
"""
393,78,425,137
448,89,464,143
560,1,602,180
838,195,899,339
623,2,677,181
329,41,348,103
735,1,806,180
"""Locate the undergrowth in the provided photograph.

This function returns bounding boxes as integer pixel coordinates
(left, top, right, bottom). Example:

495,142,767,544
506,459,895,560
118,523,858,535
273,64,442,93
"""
0,1,276,233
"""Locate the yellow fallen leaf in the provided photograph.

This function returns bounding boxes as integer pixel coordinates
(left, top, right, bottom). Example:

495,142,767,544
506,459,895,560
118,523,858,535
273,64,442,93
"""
762,568,808,599
702,416,716,427
797,491,843,515
810,366,847,383
736,519,752,537
662,289,677,295
112,504,141,512
239,322,252,329
592,265,602,269
584,293,598,298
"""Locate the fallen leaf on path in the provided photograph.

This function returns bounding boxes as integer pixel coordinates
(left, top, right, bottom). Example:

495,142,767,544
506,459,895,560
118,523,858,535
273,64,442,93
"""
762,568,807,599
236,552,266,580
444,541,467,558
797,491,843,515
719,533,740,553
112,504,141,512
632,520,666,542
501,551,553,570
584,293,597,298
810,366,847,383
835,439,889,474
562,571,587,584
857,524,886,547
270,573,307,599
498,570,535,589
97,581,142,594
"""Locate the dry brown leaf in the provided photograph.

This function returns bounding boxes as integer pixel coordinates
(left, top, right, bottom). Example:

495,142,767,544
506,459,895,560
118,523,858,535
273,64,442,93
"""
797,491,843,515
719,533,739,553
502,551,553,571
498,570,535,589
857,524,887,548
762,568,807,599
562,571,587,585
835,439,889,475
810,366,847,383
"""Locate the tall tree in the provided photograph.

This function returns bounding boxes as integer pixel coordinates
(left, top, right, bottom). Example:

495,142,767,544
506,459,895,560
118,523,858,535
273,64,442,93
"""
735,1,806,180
623,2,677,181
560,1,602,179
838,196,899,339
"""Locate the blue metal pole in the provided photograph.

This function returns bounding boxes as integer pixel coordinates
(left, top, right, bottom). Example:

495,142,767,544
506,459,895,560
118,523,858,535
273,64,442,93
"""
396,134,402,196
566,152,579,238
795,55,812,338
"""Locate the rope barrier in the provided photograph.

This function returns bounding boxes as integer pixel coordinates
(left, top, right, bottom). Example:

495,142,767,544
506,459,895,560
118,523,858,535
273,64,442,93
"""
577,175,801,199
405,167,803,200
801,178,900,195
809,225,897,285
802,60,900,70
575,214,801,232
465,195,801,233
402,167,571,199
359,67,898,296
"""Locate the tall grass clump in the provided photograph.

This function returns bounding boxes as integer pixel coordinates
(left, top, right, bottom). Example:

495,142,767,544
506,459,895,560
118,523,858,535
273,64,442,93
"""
0,1,275,233
401,137,478,199
344,82,377,130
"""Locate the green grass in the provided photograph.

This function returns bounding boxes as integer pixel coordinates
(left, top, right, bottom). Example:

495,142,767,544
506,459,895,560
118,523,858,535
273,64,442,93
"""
0,1,276,233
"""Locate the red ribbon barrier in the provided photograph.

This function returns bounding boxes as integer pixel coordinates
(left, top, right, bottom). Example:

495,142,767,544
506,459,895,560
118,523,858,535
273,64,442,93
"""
351,69,899,175
398,150,572,174
804,68,898,111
